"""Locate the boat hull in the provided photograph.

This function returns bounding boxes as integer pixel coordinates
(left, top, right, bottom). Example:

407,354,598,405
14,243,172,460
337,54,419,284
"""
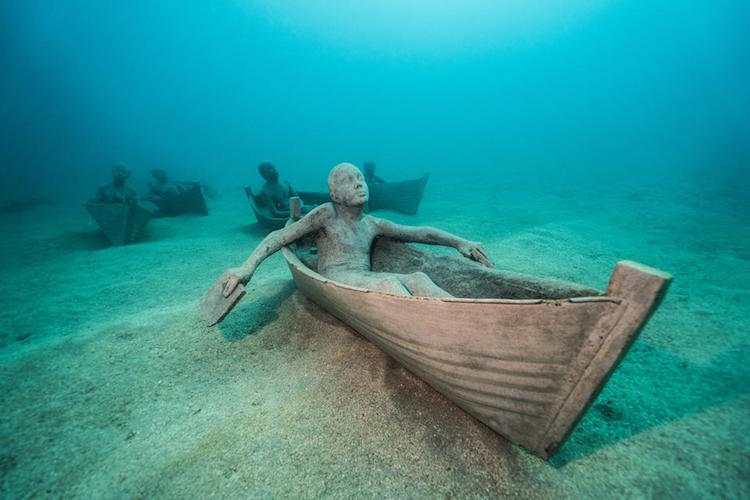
85,202,152,246
152,183,209,217
245,187,323,230
281,241,671,458
368,173,429,214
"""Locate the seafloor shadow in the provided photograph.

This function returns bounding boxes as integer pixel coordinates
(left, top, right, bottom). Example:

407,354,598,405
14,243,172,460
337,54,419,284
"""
549,344,748,466
217,281,296,341
53,230,115,251
239,223,268,238
52,227,159,251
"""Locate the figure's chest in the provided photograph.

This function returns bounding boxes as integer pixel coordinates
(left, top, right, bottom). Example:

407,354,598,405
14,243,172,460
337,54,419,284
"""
324,219,375,252
270,185,289,200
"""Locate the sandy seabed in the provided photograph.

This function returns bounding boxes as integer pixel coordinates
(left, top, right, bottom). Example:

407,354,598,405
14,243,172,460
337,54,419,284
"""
0,175,748,498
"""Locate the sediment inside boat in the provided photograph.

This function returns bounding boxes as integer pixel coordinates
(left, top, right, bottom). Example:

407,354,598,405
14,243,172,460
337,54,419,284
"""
294,238,602,300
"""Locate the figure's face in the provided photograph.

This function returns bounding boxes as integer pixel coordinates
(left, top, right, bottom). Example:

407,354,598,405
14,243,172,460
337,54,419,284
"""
112,165,131,184
328,163,369,207
259,163,278,182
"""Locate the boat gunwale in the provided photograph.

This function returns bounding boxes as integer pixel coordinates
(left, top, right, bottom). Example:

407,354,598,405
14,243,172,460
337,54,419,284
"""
280,245,616,305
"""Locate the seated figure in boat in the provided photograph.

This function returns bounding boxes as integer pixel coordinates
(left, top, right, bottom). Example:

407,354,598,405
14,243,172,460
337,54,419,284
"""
257,162,308,217
144,168,183,200
222,162,492,298
91,163,138,204
363,161,384,184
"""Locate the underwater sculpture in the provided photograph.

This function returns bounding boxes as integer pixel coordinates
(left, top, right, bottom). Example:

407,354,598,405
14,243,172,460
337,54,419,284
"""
85,163,151,245
363,161,384,184
144,168,209,217
366,172,429,215
90,162,138,204
256,162,307,218
223,162,490,301
146,168,181,199
361,161,432,214
201,162,672,459
246,163,430,230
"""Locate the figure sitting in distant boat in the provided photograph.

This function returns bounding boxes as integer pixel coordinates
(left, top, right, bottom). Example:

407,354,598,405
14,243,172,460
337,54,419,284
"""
145,168,183,200
363,161,385,184
221,162,492,299
91,163,138,204
141,168,210,217
257,162,308,217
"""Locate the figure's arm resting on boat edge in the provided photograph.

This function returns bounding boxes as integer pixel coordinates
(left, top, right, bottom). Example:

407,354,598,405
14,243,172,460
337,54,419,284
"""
374,218,494,268
222,204,333,296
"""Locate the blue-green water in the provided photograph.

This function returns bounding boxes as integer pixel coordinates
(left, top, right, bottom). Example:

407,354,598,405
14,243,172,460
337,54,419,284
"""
1,1,748,497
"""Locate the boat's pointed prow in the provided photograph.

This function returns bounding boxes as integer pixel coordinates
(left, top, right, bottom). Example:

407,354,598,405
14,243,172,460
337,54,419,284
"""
534,261,672,459
283,240,673,460
607,260,673,302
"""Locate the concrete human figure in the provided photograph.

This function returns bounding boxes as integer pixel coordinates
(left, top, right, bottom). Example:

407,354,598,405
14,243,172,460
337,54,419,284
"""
363,161,384,184
222,162,492,299
256,162,304,217
146,168,181,199
91,163,138,204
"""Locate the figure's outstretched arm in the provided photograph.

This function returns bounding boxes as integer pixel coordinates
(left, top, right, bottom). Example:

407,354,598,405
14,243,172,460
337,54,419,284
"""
222,204,333,296
374,218,494,267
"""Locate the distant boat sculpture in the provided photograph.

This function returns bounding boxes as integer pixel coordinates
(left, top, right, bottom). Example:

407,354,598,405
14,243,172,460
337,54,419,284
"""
85,202,152,246
281,237,671,459
244,187,321,230
245,173,430,229
150,182,209,217
366,173,430,214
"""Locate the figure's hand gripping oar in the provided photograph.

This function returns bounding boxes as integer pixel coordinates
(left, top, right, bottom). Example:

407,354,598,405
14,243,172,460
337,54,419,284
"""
198,271,247,327
198,197,303,327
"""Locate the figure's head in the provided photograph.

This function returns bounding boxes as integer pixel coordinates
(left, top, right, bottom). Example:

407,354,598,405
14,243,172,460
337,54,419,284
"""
363,161,376,176
151,168,167,183
112,162,131,185
328,162,369,207
258,162,278,182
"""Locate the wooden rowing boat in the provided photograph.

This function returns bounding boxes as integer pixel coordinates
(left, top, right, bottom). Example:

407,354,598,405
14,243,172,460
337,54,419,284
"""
244,187,323,230
246,174,430,229
151,182,209,217
280,237,671,459
367,173,430,214
85,201,152,245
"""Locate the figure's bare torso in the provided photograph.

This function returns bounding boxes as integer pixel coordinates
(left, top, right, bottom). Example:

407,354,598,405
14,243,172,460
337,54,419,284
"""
261,181,292,211
96,184,137,204
314,204,379,277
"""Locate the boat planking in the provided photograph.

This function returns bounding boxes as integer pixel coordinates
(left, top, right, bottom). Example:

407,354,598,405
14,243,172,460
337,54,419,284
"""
85,201,152,246
280,237,671,459
152,182,209,217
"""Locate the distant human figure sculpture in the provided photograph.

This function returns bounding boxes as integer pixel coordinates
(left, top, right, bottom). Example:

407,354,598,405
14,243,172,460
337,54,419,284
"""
258,162,307,217
91,163,137,204
363,161,384,184
222,162,492,298
146,168,181,199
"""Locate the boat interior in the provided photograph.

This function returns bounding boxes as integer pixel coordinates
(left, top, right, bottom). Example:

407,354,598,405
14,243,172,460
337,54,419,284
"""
292,237,603,300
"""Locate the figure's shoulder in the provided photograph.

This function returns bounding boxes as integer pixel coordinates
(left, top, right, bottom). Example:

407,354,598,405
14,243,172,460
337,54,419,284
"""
309,202,335,217
298,202,334,224
366,214,387,227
